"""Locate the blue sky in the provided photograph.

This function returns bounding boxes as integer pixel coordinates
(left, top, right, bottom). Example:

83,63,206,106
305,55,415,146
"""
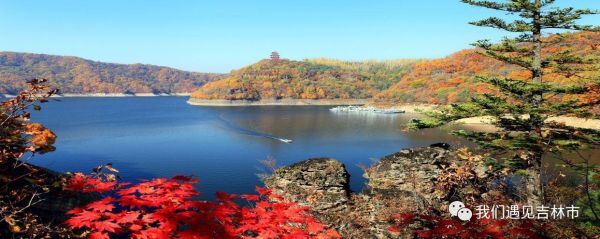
1,1,598,73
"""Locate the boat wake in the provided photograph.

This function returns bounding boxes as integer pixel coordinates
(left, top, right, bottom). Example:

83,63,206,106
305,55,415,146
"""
263,135,293,144
217,114,293,144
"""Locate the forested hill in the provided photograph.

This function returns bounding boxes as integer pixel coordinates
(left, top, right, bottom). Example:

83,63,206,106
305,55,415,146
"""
191,58,419,100
374,31,600,104
0,52,225,95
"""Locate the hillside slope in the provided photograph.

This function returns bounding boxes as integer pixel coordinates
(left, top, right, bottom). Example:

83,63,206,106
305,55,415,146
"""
374,31,600,104
191,58,418,100
0,52,224,95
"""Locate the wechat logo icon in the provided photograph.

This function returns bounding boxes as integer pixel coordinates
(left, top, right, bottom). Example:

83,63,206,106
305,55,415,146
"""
449,201,472,221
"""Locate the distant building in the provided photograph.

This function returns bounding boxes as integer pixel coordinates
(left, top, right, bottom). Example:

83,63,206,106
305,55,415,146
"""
270,51,280,61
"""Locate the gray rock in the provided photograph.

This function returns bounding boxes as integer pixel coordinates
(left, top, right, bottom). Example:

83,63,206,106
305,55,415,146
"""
363,146,450,207
263,146,489,238
264,158,350,212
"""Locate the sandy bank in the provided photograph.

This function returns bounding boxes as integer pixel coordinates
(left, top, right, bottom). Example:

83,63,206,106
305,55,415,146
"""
187,98,369,106
456,116,600,131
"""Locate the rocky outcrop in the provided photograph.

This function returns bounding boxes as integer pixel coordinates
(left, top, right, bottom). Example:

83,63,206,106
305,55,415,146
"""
264,144,489,238
363,144,486,208
263,158,350,213
364,147,449,207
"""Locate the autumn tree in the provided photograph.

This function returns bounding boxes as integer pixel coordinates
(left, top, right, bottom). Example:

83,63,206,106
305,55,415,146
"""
0,79,76,237
410,0,600,206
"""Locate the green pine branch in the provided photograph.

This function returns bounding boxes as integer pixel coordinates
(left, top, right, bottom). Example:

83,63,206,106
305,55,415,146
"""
462,0,536,13
541,8,599,30
470,17,534,32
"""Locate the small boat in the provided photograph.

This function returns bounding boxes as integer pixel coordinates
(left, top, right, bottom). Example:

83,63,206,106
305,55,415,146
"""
279,138,293,143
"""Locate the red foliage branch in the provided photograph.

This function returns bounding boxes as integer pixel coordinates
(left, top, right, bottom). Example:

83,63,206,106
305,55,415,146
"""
65,175,341,239
65,173,118,193
388,213,544,239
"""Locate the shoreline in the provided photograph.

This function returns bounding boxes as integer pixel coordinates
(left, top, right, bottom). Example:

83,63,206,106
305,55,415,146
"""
372,104,600,131
187,98,369,106
0,93,191,98
4,93,598,131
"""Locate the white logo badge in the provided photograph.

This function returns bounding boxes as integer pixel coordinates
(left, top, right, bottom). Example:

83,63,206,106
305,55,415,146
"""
457,208,473,221
448,201,472,221
449,201,465,217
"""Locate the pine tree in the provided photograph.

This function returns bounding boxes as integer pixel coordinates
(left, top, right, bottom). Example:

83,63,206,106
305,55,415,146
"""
410,0,600,205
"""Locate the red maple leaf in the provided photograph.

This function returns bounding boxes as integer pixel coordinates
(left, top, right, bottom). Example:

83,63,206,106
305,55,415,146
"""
65,210,101,228
116,211,141,224
88,231,109,239
93,220,121,233
86,197,115,212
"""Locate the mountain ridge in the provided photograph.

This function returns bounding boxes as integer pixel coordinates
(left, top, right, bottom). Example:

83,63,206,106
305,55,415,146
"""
0,51,225,95
374,31,600,104
190,58,419,101
191,31,599,104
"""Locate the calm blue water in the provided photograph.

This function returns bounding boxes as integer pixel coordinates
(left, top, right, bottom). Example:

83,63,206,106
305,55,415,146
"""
29,97,465,199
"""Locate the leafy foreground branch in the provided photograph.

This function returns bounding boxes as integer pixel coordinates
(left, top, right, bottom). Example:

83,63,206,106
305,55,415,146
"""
64,174,341,239
0,79,78,237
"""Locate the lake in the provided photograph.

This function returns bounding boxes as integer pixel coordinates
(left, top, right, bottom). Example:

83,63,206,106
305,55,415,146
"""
29,97,470,199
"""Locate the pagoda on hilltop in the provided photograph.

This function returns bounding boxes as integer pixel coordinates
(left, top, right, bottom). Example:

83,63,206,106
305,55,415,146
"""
270,51,280,61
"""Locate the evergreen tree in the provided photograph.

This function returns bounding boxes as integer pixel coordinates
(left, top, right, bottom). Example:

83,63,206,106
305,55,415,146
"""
410,0,600,205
